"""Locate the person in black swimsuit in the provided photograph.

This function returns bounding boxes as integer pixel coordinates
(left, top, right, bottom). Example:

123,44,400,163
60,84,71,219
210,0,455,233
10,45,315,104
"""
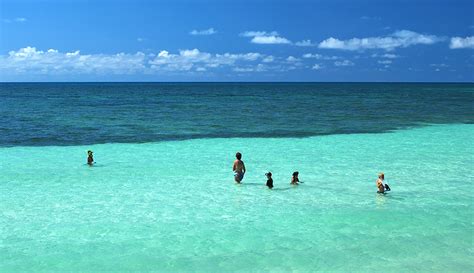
291,171,299,185
265,172,273,189
87,150,94,166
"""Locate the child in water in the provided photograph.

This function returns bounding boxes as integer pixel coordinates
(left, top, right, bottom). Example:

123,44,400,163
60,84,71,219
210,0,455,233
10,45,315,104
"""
291,171,299,185
265,172,273,189
87,150,94,166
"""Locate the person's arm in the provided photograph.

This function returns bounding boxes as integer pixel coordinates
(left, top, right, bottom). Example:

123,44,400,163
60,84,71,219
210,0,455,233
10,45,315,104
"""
242,162,246,173
233,161,236,172
377,179,383,187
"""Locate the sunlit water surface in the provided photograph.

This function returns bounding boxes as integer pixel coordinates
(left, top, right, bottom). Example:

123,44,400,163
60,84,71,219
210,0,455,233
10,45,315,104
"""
1,124,473,272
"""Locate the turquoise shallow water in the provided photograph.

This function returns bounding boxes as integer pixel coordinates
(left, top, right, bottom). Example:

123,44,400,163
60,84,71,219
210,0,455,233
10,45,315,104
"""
1,124,473,272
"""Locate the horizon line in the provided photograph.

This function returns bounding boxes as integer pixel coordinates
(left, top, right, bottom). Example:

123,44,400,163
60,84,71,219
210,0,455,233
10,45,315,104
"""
1,81,473,84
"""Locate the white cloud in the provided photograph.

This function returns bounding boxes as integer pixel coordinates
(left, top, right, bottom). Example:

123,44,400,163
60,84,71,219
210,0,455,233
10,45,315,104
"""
0,47,146,74
241,30,291,45
295,40,316,47
251,35,291,44
377,60,392,64
157,50,169,58
319,30,441,51
262,56,275,63
302,53,340,60
2,46,317,76
149,49,264,71
233,67,255,72
449,36,474,49
189,28,217,35
239,31,278,37
0,46,269,75
334,60,354,66
286,56,299,62
312,64,322,70
66,50,80,57
233,64,266,73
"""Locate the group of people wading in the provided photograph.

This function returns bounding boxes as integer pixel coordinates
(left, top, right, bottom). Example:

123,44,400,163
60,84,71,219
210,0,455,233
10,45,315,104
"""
232,151,391,192
87,150,391,193
232,152,300,190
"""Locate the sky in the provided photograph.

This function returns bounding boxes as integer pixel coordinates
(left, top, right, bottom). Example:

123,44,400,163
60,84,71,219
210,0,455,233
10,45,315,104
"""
0,0,473,82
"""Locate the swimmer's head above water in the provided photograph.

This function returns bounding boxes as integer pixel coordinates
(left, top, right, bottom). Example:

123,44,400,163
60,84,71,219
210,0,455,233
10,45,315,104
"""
236,152,242,160
291,171,299,184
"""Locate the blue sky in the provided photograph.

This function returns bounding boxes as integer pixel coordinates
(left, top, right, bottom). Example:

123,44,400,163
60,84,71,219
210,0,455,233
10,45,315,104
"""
0,0,473,82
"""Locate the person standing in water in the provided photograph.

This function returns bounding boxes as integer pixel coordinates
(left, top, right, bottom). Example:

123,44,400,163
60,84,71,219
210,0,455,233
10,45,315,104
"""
265,172,273,189
291,171,300,185
233,152,246,183
376,172,391,193
87,150,94,166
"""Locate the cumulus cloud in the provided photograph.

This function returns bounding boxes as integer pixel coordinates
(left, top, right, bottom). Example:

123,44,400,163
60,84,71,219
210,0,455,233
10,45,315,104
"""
189,28,217,35
334,60,354,66
312,64,322,70
286,56,299,62
241,30,291,44
0,46,146,74
251,35,291,44
449,36,474,49
149,49,264,71
0,46,270,75
319,30,441,51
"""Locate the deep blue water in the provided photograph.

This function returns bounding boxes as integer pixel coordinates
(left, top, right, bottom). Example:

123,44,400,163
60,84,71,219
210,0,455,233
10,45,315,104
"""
1,82,473,146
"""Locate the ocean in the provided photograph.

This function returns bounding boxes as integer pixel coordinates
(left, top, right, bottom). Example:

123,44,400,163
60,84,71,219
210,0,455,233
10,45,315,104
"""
1,83,473,272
